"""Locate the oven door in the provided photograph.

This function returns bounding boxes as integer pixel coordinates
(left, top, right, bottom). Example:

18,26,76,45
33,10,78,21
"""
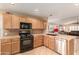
23,40,32,45
20,39,33,51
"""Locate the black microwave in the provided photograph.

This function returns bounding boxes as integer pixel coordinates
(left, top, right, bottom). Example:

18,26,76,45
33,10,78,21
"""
20,22,32,29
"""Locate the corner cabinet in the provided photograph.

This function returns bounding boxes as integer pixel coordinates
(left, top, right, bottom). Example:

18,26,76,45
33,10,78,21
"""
34,35,43,48
44,35,49,47
44,35,55,50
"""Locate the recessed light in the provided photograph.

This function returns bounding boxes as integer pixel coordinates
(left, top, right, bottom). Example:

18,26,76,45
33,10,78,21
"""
10,3,15,5
74,4,79,6
34,9,39,12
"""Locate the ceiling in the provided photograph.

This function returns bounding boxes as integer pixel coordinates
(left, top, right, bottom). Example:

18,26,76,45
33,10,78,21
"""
0,3,79,24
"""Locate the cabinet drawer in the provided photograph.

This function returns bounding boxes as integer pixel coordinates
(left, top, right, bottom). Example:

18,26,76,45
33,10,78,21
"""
1,39,11,43
11,38,20,42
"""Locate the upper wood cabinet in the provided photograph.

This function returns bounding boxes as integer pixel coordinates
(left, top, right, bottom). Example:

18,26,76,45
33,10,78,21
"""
43,21,47,29
26,17,44,29
3,13,12,29
2,13,46,29
19,17,26,23
3,14,20,29
11,15,20,29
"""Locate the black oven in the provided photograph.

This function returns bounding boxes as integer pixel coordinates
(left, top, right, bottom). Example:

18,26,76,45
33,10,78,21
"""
20,22,32,29
19,22,33,52
20,32,33,52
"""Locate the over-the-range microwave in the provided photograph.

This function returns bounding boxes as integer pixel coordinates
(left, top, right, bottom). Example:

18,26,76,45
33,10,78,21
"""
20,22,32,29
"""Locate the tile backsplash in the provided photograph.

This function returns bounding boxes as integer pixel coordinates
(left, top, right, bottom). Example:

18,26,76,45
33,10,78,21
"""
3,29,19,36
3,29,44,36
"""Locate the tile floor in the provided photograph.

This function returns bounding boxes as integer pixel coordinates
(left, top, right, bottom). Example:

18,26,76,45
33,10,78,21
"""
17,46,59,55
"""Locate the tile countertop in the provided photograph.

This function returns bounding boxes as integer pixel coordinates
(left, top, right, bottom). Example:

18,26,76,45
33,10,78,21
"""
46,33,78,40
0,35,20,40
33,34,46,36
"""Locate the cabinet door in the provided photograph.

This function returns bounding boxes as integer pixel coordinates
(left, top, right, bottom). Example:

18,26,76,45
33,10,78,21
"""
1,42,11,55
43,21,47,29
1,43,5,55
26,17,32,23
19,17,26,23
44,36,49,47
12,15,20,29
11,39,20,54
33,20,44,29
37,35,43,46
26,17,44,29
4,42,12,55
34,36,40,48
38,20,44,29
48,36,55,50
34,35,43,48
3,13,12,29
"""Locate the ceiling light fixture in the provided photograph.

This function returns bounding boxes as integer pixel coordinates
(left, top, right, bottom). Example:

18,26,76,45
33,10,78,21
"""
74,3,79,6
34,9,39,12
10,3,15,5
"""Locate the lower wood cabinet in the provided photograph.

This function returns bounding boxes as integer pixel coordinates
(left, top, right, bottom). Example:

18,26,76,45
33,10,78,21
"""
44,35,49,47
0,38,20,55
48,36,55,50
11,39,20,54
4,42,12,55
1,39,12,55
34,35,43,48
44,35,55,50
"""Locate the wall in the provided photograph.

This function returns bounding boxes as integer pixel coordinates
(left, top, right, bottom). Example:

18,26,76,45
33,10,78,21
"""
0,14,3,37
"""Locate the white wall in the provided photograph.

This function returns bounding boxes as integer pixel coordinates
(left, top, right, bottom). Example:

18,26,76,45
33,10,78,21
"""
0,14,3,37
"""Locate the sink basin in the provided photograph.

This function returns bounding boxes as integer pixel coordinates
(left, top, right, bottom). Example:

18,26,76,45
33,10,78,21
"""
47,34,57,36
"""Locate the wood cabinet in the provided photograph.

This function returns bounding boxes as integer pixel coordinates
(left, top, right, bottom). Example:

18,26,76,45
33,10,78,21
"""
48,36,55,50
43,21,47,29
3,14,20,29
11,38,20,54
37,20,44,29
44,35,55,50
11,15,20,29
44,35,49,47
34,35,43,48
19,17,26,23
3,13,12,29
1,39,11,55
0,38,20,55
2,13,46,29
26,17,44,29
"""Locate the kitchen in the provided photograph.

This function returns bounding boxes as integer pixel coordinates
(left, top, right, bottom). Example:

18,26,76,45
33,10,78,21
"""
0,3,79,55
